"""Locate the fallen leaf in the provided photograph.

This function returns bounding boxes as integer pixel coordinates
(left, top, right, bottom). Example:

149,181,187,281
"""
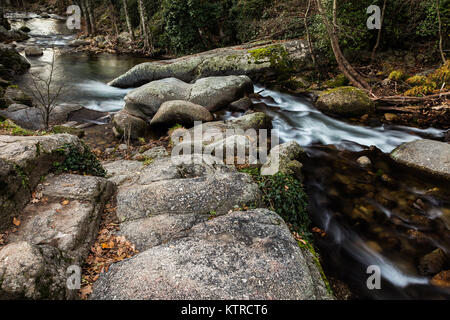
12,217,21,227
61,200,70,206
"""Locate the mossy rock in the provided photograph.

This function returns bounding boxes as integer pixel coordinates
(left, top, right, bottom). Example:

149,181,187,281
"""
324,74,349,88
4,85,33,107
316,86,375,117
0,45,30,79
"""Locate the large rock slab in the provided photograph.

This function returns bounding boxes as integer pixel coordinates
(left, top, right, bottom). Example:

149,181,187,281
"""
91,209,332,300
8,174,115,264
0,241,67,299
108,40,308,88
104,154,261,251
0,134,82,231
316,86,375,117
390,139,450,181
123,75,253,120
117,213,207,252
116,171,261,222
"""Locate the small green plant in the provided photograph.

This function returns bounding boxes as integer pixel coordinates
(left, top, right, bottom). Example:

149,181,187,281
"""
324,74,349,88
142,157,154,166
52,142,106,177
405,75,427,86
138,137,146,144
388,70,407,81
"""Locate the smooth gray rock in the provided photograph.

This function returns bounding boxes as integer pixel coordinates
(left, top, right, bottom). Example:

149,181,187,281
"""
0,241,68,299
0,107,43,130
390,139,450,181
189,75,253,112
150,100,213,127
24,45,43,57
108,40,308,88
123,75,253,120
91,209,332,300
124,78,191,120
112,109,151,140
229,96,252,112
103,159,144,186
6,103,28,112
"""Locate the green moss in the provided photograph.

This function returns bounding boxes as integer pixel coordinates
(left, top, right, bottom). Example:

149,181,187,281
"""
297,240,333,296
249,44,293,80
142,157,154,166
324,74,349,88
405,75,427,86
0,120,39,136
13,164,29,189
50,126,84,138
388,70,407,81
404,85,435,96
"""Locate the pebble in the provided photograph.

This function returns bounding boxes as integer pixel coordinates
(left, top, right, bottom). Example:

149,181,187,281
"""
356,156,371,167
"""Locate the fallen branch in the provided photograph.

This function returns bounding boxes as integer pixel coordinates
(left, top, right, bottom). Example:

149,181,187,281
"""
372,92,450,105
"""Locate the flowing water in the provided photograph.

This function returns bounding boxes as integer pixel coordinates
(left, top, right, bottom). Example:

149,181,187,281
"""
9,14,450,299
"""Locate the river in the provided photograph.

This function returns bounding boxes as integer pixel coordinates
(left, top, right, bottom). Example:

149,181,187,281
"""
9,13,450,299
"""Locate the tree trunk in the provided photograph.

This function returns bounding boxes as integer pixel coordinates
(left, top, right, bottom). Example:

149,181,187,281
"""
304,0,317,68
138,0,151,52
436,0,446,64
85,0,96,35
108,0,119,37
315,0,371,91
78,0,91,34
122,0,134,40
371,0,387,62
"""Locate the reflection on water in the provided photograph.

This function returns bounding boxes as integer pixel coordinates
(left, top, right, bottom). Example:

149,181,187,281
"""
303,145,450,299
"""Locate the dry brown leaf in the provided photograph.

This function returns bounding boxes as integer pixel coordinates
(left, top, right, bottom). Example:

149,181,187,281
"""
12,217,21,227
61,200,70,206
